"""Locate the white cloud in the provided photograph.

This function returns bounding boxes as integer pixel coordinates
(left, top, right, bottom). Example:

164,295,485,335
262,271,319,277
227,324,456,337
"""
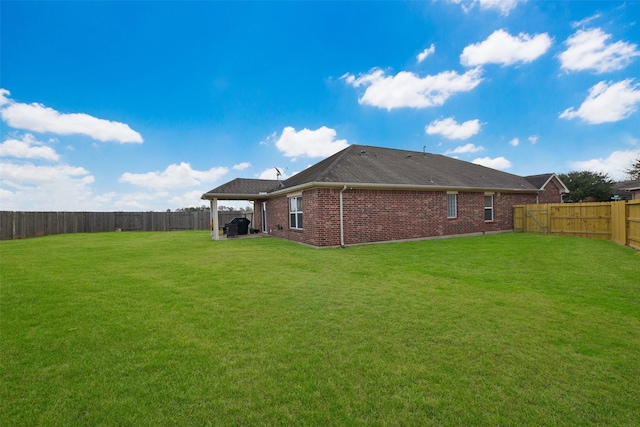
233,162,251,171
275,126,349,158
113,189,219,210
0,89,11,106
528,135,539,144
558,28,640,74
509,138,520,146
476,0,520,15
0,89,143,143
0,133,59,161
342,67,483,110
447,0,521,16
258,167,290,180
259,131,277,146
0,159,228,211
169,190,209,208
567,149,640,181
417,44,436,63
571,13,601,29
560,79,640,124
472,156,512,170
119,162,229,189
425,117,481,140
1,162,93,187
0,162,100,211
445,143,484,155
111,191,168,211
460,29,552,67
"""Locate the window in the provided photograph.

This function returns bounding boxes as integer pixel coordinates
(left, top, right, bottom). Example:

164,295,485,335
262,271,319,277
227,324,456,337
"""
447,193,457,218
289,196,303,229
484,194,494,221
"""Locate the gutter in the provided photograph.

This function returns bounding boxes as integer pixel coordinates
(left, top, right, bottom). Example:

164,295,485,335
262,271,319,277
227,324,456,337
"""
201,192,270,201
201,182,542,201
265,181,541,197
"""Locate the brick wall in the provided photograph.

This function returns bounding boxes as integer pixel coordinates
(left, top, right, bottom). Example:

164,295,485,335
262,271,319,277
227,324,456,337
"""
538,180,563,204
259,187,538,247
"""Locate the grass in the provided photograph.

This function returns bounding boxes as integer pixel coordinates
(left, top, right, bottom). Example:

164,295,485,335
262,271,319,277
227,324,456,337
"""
1,232,639,426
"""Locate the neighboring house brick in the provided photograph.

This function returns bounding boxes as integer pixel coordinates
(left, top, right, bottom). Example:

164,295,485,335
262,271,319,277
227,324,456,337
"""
524,174,569,204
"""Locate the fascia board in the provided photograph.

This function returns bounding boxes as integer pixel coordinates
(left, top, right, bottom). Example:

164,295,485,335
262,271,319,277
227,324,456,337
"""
266,182,540,197
544,174,571,193
201,192,269,200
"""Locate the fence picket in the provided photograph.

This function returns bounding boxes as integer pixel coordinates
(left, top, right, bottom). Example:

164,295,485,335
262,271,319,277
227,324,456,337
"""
514,200,640,249
0,211,254,240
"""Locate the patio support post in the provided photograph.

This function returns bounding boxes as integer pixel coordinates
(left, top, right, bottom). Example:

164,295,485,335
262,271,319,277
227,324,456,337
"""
211,198,219,240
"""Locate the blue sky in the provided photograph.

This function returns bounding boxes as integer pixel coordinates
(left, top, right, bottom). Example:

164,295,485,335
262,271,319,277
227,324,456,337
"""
1,0,639,211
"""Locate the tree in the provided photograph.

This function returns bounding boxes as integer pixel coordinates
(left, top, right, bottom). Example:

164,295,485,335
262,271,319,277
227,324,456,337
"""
176,205,210,212
559,171,614,202
625,158,640,180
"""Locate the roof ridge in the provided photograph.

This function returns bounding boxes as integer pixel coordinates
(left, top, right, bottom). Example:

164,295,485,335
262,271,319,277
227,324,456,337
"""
282,144,356,186
275,144,542,192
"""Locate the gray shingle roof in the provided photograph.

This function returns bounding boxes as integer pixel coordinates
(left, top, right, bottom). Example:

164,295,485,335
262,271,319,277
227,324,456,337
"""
202,178,279,199
612,179,640,199
202,145,545,200
524,173,555,189
281,145,537,191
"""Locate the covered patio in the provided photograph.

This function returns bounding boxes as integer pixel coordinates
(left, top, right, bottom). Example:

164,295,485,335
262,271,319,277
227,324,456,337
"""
201,178,279,241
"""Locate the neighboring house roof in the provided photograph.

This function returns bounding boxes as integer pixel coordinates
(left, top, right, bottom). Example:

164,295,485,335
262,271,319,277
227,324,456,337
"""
202,144,549,200
612,179,640,200
524,173,570,193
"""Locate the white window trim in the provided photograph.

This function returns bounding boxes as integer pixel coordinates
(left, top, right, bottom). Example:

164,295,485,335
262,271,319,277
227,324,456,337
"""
289,195,303,230
484,194,494,222
447,193,458,219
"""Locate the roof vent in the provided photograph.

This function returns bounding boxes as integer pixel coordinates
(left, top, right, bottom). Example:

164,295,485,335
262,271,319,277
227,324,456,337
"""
360,150,366,156
407,154,412,159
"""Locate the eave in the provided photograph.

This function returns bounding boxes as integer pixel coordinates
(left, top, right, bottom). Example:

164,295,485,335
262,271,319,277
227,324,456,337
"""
267,181,541,197
201,192,272,201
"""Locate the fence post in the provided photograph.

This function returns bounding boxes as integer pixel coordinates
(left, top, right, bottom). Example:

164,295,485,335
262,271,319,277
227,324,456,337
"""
610,201,627,246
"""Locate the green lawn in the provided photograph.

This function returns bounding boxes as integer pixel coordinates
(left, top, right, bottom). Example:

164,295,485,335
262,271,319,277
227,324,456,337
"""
1,232,639,426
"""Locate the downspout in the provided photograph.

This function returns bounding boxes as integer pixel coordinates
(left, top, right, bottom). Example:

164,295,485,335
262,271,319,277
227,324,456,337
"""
340,185,347,248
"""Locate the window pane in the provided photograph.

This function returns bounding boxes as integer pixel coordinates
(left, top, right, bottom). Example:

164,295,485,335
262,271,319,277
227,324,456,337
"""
288,196,303,228
485,208,493,221
484,195,493,208
447,194,457,218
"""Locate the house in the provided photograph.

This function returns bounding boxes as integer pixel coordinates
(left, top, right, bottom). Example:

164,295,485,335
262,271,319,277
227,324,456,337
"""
202,145,569,247
612,180,640,201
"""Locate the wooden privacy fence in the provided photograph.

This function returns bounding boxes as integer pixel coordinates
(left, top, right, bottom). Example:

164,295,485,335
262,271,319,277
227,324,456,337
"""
513,200,640,250
218,212,254,229
0,211,253,240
